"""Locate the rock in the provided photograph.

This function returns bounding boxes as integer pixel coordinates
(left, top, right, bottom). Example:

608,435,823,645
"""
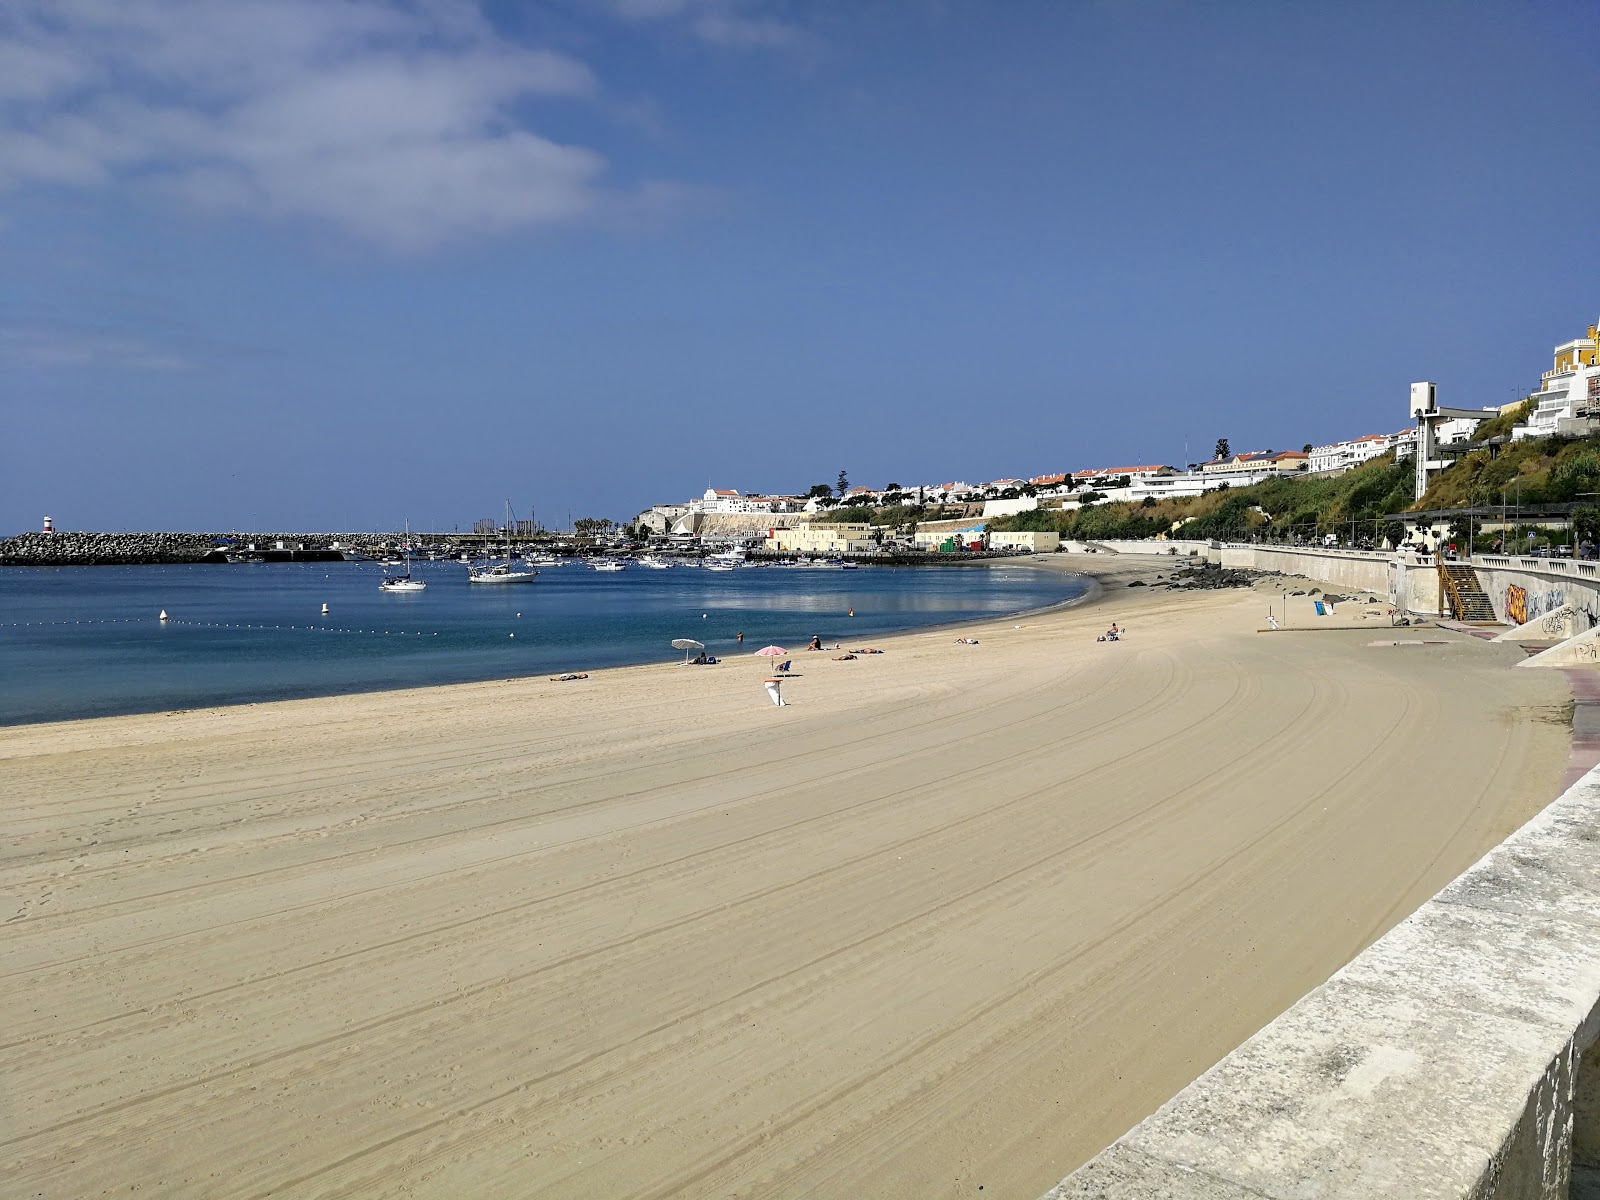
1127,580,1146,587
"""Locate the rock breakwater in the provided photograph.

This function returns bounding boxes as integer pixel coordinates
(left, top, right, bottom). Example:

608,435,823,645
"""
0,532,372,566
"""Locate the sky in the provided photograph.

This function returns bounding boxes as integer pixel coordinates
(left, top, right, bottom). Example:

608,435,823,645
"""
2,0,1597,533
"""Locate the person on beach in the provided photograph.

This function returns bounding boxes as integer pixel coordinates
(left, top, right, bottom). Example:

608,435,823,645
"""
736,632,744,644
806,635,822,651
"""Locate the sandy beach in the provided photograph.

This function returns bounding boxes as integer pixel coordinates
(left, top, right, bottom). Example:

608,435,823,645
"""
0,556,1572,1199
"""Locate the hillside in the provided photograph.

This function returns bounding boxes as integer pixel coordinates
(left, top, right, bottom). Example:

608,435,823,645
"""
1411,432,1600,510
988,456,1416,543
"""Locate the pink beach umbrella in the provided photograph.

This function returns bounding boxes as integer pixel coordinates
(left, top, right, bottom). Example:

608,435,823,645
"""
754,645,787,657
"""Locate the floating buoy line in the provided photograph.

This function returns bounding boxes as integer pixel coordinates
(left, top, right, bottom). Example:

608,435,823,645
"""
2,616,450,639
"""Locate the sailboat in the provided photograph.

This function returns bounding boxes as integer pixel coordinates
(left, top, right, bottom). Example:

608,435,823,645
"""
379,522,427,592
468,500,540,584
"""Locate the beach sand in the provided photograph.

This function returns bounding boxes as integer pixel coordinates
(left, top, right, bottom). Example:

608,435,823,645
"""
0,557,1572,1198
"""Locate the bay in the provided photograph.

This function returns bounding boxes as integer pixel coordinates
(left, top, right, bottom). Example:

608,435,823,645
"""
0,560,1086,726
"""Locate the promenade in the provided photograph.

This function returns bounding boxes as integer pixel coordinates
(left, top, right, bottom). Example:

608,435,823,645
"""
0,562,1569,1198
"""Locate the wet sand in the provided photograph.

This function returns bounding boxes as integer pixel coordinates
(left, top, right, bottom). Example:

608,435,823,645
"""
0,558,1571,1198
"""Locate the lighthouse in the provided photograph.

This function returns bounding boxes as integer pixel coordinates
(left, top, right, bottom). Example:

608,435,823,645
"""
42,516,54,534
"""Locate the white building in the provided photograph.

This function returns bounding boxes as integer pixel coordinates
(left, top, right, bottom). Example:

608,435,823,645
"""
1071,465,1177,488
1307,434,1393,474
689,488,804,516
1513,321,1600,440
1127,473,1211,502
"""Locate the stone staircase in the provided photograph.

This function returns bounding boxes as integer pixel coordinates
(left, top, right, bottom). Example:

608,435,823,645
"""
1440,563,1497,623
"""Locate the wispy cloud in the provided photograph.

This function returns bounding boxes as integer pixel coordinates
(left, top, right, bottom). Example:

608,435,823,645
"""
0,0,688,250
601,0,813,51
0,325,194,372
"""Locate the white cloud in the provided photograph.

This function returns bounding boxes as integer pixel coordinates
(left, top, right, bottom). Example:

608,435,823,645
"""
0,0,679,250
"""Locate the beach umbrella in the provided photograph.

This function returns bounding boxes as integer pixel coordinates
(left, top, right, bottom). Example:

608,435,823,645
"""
754,645,787,657
672,637,705,664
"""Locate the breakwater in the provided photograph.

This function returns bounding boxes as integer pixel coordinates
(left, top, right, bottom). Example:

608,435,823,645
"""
0,531,378,566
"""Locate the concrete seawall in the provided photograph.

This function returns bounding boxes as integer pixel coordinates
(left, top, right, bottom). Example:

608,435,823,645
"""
1044,759,1600,1200
1190,542,1600,630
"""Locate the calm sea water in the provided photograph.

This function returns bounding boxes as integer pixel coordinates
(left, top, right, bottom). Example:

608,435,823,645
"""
0,560,1086,725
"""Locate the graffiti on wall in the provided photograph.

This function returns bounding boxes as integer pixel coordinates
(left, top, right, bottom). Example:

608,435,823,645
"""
1507,585,1528,626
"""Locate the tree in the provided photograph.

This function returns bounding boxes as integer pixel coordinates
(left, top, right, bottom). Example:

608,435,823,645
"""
884,482,901,492
807,483,833,499
1575,508,1600,545
1141,496,1157,508
1215,438,1231,461
1302,443,1313,453
836,469,850,497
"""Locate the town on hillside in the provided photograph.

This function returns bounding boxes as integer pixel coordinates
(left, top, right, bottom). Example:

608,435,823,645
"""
632,317,1600,555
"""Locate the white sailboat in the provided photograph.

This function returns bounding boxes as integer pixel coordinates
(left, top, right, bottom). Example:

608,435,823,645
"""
379,522,426,592
468,500,540,584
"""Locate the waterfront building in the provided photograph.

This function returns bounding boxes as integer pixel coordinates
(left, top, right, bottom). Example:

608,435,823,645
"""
988,531,1059,552
633,503,690,535
1307,434,1394,474
1513,320,1600,440
764,523,878,555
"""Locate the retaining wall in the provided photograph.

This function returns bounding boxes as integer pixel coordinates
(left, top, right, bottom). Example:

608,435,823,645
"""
1184,544,1600,625
1043,760,1600,1200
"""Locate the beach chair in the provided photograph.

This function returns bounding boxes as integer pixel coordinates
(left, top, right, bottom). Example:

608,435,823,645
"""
775,660,791,673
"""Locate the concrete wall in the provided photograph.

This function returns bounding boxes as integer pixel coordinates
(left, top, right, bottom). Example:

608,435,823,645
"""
1472,556,1600,627
1044,761,1600,1200
1204,544,1394,594
1063,539,1209,556
989,531,1060,552
981,496,1040,518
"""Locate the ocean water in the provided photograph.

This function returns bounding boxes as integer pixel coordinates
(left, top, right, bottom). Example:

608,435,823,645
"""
0,560,1087,725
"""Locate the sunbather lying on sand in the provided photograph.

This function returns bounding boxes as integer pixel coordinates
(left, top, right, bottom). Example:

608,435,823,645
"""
550,673,589,681
848,648,883,654
833,653,857,661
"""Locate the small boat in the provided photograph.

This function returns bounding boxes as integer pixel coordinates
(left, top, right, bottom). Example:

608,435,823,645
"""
380,522,427,591
468,500,539,584
590,560,626,572
468,561,539,584
637,555,673,569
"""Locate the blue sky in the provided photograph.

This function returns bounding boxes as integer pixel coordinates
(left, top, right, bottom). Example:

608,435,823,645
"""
2,0,1597,533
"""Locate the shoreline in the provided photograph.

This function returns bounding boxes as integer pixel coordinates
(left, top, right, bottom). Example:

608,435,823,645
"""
7,559,1562,1198
0,558,1110,734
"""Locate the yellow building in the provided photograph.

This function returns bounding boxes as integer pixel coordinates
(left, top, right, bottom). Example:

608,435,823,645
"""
1550,323,1599,374
764,524,878,555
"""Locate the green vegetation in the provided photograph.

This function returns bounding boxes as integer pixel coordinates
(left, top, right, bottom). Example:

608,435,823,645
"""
988,455,1415,544
982,431,1600,547
1413,432,1600,509
1469,398,1535,442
